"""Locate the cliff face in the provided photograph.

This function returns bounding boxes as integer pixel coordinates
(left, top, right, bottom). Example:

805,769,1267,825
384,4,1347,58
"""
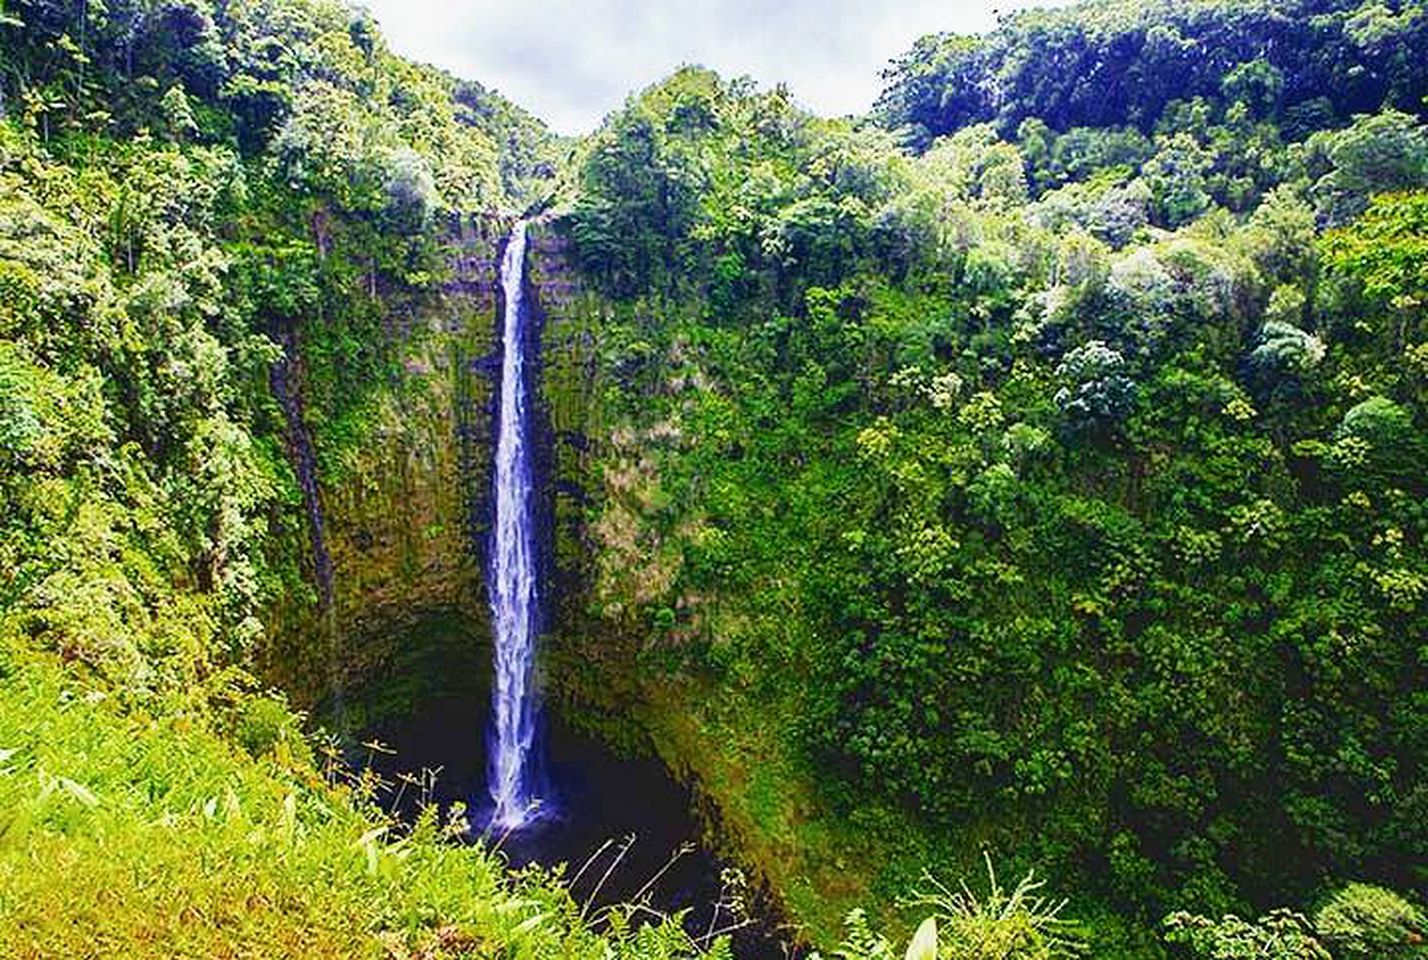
526,221,601,630
523,226,814,937
522,220,653,725
260,213,614,723
257,209,801,930
262,213,511,708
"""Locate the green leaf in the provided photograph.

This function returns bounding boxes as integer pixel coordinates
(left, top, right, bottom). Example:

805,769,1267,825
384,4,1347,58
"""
511,913,551,938
59,777,99,808
906,916,937,960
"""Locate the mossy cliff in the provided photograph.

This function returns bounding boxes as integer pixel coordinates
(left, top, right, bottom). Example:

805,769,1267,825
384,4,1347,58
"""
252,208,849,943
524,218,843,943
260,213,512,711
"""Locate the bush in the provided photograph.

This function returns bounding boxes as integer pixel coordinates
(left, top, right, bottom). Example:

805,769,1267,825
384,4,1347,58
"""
232,693,314,766
1314,884,1427,960
1163,909,1328,960
818,858,1079,960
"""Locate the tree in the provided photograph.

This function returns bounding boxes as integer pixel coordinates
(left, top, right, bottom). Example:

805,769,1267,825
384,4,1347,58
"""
1312,111,1428,225
1314,884,1427,960
1320,190,1428,353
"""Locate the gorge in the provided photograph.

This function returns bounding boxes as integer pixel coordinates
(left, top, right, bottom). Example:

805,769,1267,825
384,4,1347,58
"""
2,0,1427,957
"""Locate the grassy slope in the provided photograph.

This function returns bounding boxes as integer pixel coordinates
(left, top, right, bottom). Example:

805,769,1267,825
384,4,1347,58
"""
0,648,705,959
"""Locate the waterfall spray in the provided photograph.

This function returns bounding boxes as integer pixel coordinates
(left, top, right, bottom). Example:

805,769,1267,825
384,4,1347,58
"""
487,220,543,830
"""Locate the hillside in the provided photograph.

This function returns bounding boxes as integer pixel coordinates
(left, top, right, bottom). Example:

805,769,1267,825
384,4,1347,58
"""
2,0,1427,958
876,0,1428,148
551,1,1428,952
0,1,696,957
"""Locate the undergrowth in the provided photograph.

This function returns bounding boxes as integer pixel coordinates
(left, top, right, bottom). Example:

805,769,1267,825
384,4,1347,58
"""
0,649,720,959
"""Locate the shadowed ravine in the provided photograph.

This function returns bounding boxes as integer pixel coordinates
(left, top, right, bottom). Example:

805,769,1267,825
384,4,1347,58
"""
349,615,795,959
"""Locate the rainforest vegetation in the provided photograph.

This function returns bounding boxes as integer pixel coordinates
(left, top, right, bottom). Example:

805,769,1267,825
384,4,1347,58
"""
2,0,1427,957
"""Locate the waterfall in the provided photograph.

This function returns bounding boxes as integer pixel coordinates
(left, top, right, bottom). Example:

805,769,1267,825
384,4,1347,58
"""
487,220,543,830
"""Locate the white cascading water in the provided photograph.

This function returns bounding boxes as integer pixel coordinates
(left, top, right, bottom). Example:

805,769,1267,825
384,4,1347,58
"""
487,220,542,830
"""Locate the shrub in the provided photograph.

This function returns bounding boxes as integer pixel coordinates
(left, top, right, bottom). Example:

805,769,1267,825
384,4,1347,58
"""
1314,884,1427,960
233,693,314,766
1163,909,1328,960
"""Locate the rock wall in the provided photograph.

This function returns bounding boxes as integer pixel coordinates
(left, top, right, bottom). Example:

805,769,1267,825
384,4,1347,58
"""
523,223,814,945
526,219,603,625
258,209,802,939
261,209,662,759
262,212,512,709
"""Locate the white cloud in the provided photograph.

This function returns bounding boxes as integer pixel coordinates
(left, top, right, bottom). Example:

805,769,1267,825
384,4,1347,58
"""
359,0,1065,134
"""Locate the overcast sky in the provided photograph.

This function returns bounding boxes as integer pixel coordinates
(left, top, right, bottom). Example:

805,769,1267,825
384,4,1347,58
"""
359,0,1065,135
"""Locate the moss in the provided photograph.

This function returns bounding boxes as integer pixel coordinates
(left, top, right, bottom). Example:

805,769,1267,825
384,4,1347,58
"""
332,608,490,736
261,216,502,711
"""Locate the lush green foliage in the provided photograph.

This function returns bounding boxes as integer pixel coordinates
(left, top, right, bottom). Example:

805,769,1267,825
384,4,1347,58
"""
4,0,1428,955
815,869,1424,959
0,2,700,958
1313,883,1427,959
1163,908,1331,959
877,0,1428,150
562,22,1428,955
0,652,719,958
815,860,1079,960
1162,882,1427,959
0,0,556,663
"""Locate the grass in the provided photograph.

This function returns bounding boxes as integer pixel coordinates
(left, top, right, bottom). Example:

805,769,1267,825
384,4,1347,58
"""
0,653,710,959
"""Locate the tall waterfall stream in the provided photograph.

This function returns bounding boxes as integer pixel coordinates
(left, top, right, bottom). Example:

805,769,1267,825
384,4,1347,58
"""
487,219,543,830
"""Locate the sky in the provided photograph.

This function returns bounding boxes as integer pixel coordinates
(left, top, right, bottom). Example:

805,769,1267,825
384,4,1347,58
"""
360,0,1065,135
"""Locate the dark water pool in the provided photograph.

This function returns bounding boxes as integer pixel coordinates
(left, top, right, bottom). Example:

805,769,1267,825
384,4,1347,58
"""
343,621,797,958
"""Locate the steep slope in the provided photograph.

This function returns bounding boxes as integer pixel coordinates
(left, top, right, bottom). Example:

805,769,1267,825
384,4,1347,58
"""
0,2,700,957
544,28,1428,953
0,654,700,959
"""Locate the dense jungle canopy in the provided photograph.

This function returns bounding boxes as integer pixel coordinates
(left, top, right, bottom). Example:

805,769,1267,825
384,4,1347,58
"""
1,0,1427,957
